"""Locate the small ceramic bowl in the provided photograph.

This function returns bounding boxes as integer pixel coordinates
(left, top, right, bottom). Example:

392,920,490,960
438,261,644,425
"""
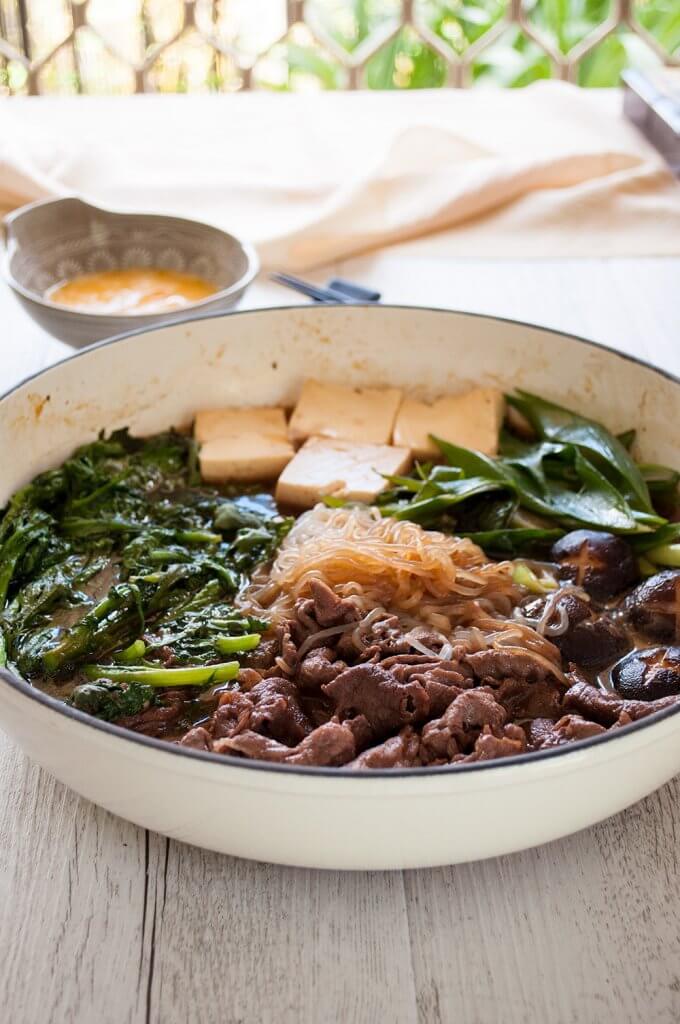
2,196,259,348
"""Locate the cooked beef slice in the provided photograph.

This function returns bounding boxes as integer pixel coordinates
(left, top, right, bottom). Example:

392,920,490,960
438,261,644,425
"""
322,663,430,736
212,690,256,739
529,714,606,749
117,695,185,737
348,727,421,769
465,647,562,683
495,678,563,720
179,726,212,751
420,689,507,763
215,721,356,766
563,679,680,726
458,723,527,763
298,647,347,689
246,677,312,744
309,579,359,628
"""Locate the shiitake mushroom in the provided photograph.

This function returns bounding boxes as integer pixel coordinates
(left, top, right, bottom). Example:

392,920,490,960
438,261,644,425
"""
611,646,680,701
550,593,629,669
551,530,638,601
625,570,680,641
524,591,630,670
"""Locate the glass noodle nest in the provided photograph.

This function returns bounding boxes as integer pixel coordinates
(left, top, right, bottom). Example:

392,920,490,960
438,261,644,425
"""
245,504,564,679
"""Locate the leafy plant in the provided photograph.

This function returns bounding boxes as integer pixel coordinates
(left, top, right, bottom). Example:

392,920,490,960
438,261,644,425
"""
0,430,290,685
274,0,669,90
378,390,677,556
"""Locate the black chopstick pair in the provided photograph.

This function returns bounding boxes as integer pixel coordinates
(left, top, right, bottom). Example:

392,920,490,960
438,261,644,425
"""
270,272,381,305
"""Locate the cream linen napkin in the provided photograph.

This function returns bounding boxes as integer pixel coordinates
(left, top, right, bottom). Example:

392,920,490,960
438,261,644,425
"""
0,81,678,269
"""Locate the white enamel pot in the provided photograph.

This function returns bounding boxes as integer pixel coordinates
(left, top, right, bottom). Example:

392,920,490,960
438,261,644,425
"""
1,305,679,870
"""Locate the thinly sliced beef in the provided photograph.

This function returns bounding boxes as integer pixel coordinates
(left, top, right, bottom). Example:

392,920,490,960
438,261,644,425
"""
173,574,674,769
529,714,606,749
348,727,421,769
117,695,184,737
241,638,279,671
322,663,430,736
420,689,506,763
298,647,347,688
216,721,356,766
179,726,212,751
343,713,374,752
458,723,527,762
381,654,471,685
359,616,414,661
466,647,563,684
379,654,471,716
212,690,255,739
246,677,312,744
495,679,563,721
564,679,680,726
309,579,359,627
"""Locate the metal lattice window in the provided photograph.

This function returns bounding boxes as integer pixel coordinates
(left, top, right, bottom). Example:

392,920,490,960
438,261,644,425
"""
0,1,678,94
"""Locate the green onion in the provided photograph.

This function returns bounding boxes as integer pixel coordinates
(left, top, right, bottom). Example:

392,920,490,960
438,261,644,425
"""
113,639,147,664
214,633,261,654
647,543,680,568
513,562,557,594
83,661,240,687
176,529,221,545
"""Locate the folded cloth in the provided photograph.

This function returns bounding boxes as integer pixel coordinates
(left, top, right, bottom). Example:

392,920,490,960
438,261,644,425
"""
0,81,678,269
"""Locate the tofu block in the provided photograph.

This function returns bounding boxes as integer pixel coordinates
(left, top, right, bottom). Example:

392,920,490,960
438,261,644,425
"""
393,388,505,459
194,406,288,444
200,435,294,483
276,437,412,509
288,380,402,445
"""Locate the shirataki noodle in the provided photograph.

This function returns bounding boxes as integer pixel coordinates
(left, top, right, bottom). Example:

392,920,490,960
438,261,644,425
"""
246,504,565,678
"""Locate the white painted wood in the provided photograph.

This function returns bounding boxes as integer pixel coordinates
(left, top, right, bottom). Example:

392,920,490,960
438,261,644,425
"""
0,253,679,1023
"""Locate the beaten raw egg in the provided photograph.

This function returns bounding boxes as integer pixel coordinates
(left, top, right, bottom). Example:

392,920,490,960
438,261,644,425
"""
47,267,218,315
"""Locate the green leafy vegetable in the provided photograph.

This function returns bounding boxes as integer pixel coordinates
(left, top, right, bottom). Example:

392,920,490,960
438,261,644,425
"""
630,523,680,554
0,430,288,686
68,679,157,721
379,391,675,553
505,390,653,513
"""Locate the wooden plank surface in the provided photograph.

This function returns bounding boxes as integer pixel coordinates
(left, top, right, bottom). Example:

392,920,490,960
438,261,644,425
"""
0,256,679,1024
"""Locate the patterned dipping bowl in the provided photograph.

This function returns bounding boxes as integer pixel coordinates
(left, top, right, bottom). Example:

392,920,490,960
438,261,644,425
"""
2,196,259,347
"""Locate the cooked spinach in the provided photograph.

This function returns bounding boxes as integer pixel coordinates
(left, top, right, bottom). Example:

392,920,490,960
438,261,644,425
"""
69,679,158,721
0,430,291,693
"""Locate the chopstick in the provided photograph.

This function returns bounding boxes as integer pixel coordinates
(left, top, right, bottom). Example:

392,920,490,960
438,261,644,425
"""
270,272,379,304
327,278,381,303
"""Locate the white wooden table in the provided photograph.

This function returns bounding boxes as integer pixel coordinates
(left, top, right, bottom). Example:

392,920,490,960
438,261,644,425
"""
1,253,680,1024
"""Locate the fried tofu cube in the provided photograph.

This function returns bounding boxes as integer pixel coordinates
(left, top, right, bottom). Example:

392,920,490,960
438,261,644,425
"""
200,435,294,482
276,437,412,509
288,381,403,445
393,388,504,459
194,406,288,444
